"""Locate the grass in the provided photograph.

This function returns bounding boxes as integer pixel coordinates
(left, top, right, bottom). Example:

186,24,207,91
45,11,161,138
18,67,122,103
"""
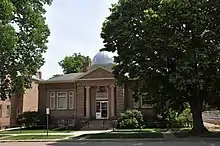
114,128,156,132
2,135,70,140
170,127,192,132
114,128,191,133
114,128,170,133
0,129,72,134
76,132,163,139
0,135,9,138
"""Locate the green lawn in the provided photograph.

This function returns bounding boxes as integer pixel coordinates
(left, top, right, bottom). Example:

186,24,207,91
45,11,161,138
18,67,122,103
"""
2,135,70,140
171,127,192,132
114,128,156,132
0,129,72,134
114,128,171,133
114,128,191,133
76,132,163,139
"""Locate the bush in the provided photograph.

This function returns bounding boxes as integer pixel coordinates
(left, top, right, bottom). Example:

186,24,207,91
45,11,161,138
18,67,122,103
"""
117,109,143,129
155,107,193,128
175,108,193,127
16,111,40,128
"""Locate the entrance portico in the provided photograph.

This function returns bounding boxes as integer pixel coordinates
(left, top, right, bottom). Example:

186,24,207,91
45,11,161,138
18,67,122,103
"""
85,84,116,120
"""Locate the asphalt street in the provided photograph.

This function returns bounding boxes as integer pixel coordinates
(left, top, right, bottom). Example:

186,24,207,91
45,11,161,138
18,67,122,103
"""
0,141,219,146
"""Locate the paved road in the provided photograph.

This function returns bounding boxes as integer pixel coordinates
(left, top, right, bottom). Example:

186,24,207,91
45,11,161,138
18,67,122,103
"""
0,141,219,146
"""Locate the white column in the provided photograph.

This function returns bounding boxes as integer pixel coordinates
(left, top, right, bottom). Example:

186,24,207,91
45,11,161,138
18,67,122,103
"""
110,85,115,117
85,86,90,118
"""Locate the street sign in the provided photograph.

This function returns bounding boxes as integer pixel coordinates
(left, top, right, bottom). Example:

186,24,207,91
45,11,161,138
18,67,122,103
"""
46,108,50,115
45,108,50,136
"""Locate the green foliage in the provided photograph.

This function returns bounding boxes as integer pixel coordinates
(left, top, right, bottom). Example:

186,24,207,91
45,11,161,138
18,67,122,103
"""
58,53,91,74
0,0,52,100
157,107,193,128
16,111,40,128
176,108,193,127
101,0,220,133
117,109,143,129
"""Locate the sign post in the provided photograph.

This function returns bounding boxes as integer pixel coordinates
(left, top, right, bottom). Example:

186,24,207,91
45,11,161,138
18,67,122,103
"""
46,108,50,136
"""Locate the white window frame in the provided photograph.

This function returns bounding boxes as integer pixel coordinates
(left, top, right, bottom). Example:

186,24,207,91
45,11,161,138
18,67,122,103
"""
133,99,139,108
49,92,56,110
57,92,68,110
6,105,10,117
141,96,154,108
68,91,74,109
0,104,2,117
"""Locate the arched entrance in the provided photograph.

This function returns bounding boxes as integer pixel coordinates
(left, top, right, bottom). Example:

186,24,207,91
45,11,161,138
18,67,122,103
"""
95,86,108,119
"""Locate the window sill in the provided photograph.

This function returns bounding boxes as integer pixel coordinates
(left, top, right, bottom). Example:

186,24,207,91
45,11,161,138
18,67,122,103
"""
57,108,68,110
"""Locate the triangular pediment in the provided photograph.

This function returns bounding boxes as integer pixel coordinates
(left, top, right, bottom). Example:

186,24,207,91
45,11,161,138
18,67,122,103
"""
78,66,114,79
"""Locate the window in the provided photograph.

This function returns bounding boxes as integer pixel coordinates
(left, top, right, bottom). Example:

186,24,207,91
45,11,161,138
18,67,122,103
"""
6,105,10,117
122,89,125,98
68,119,75,126
17,108,20,117
133,96,154,108
133,99,139,108
57,92,67,110
141,96,154,108
68,91,74,109
50,92,55,110
58,119,65,126
96,86,108,99
97,86,107,93
0,104,2,117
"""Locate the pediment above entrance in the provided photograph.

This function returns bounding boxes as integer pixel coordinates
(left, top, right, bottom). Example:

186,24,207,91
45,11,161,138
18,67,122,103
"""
77,66,114,80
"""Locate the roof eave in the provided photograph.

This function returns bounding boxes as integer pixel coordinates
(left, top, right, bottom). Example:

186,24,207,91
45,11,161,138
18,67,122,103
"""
38,80,76,84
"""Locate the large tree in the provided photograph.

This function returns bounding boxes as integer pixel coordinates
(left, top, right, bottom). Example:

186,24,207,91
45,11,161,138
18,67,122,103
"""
0,0,52,99
101,0,220,134
58,53,91,74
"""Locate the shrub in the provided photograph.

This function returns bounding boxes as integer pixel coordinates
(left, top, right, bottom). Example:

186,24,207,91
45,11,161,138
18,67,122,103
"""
117,109,143,129
156,107,193,128
175,108,193,127
16,111,40,128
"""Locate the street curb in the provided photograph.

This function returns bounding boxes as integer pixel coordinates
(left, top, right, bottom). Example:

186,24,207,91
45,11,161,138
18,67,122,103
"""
69,138,220,142
1,138,220,142
0,139,60,143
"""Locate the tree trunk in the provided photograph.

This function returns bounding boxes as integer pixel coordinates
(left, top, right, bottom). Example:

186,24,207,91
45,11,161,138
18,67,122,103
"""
189,98,208,135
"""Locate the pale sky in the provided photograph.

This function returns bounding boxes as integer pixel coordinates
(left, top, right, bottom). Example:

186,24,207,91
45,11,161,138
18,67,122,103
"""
40,0,118,79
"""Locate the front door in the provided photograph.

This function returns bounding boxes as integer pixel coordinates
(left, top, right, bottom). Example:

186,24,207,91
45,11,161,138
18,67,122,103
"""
96,101,108,119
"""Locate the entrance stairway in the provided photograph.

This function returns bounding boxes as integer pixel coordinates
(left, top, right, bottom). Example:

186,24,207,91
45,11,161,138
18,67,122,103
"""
80,120,112,130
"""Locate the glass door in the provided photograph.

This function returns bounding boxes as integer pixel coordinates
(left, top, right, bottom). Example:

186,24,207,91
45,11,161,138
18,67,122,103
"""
101,101,108,118
96,101,101,119
96,101,108,119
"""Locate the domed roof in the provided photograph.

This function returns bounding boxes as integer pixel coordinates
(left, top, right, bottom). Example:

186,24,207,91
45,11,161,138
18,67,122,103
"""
91,51,114,65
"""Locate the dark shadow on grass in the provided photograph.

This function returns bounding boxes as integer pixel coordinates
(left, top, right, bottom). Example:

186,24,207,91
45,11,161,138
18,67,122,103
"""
174,131,220,138
75,132,163,139
45,132,163,146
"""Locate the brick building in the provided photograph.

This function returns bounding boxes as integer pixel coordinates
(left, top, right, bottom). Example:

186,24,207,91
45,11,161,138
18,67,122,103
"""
0,72,41,128
38,51,154,130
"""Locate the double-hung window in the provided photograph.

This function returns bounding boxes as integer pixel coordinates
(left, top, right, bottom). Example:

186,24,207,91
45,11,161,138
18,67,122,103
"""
50,92,56,110
68,91,74,109
57,92,67,110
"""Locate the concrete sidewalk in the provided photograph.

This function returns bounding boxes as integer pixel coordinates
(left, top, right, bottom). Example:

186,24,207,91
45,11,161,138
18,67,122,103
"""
0,129,112,136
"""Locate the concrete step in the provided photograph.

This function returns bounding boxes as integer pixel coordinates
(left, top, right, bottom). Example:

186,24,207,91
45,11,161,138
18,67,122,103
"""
80,120,112,130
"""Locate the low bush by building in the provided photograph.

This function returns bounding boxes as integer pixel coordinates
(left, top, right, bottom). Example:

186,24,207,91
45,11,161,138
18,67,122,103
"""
16,111,40,128
117,109,143,129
